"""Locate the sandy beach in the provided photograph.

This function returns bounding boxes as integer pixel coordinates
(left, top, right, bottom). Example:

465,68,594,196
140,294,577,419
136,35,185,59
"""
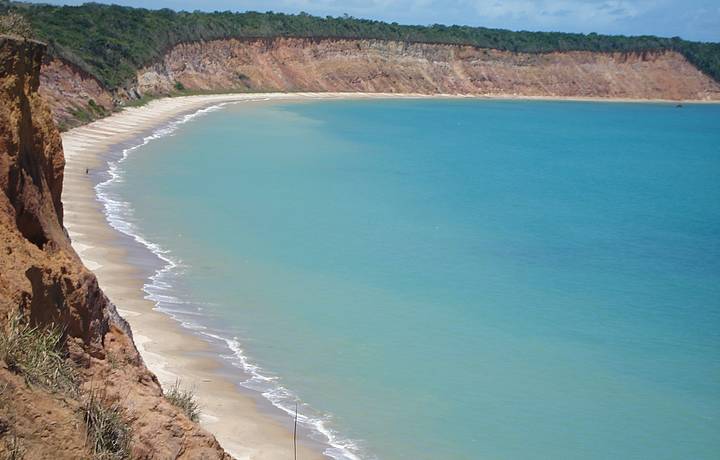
64,91,474,458
61,93,364,459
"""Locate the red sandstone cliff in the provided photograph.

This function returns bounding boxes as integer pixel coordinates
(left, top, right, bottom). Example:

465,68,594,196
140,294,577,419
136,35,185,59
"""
39,37,720,129
0,36,230,459
139,38,720,99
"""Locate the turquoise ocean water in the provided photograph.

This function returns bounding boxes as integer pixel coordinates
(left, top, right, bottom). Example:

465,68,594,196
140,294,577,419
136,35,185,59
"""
98,99,720,459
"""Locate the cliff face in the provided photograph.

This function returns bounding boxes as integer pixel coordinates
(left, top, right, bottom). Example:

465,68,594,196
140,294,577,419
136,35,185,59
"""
38,37,720,127
39,57,115,131
138,37,720,99
0,36,230,459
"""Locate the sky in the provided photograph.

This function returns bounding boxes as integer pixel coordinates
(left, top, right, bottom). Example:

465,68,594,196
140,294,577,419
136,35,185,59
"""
25,0,720,42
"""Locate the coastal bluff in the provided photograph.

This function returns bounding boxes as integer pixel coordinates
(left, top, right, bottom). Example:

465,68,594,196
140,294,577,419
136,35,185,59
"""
0,36,231,459
40,37,720,129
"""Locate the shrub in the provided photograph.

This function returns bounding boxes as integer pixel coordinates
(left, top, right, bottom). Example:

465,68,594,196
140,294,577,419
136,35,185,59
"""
87,99,107,116
0,315,77,395
173,81,185,91
82,390,132,459
164,380,199,422
68,105,94,123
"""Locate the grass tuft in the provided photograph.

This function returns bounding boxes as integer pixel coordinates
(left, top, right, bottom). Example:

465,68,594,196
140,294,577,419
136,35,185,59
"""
82,389,132,460
164,380,200,422
2,434,24,460
0,315,77,395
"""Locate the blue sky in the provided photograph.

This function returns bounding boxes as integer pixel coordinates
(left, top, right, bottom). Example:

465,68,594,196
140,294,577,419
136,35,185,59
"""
26,0,720,42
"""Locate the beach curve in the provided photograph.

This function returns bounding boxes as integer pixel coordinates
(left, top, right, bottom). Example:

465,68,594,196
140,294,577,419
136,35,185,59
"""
61,92,395,459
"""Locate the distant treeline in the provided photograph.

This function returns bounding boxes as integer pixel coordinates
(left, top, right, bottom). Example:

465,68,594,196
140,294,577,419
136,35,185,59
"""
4,1,719,89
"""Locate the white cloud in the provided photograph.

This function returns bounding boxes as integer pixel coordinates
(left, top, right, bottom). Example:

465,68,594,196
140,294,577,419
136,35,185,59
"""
264,0,663,32
460,0,660,29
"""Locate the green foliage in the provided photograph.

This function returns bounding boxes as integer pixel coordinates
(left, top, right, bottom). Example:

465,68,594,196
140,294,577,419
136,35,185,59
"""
164,380,199,422
82,389,132,460
68,105,93,123
0,11,33,39
2,1,719,88
122,93,159,108
173,81,185,91
87,98,107,115
0,314,77,395
67,99,108,126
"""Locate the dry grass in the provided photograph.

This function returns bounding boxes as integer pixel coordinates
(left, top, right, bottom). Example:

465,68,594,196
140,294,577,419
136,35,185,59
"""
82,389,131,460
0,315,76,395
164,380,200,422
0,316,131,458
0,12,34,39
2,435,24,460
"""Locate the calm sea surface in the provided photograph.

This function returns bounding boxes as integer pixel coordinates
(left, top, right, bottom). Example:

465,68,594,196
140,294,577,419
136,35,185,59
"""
104,99,720,459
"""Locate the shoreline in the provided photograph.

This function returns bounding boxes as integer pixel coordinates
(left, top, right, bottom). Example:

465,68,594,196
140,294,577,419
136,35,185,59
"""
61,93,363,459
114,92,720,114
60,91,718,459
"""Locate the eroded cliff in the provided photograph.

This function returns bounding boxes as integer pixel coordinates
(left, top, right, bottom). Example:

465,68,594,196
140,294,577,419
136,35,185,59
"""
139,38,720,99
0,36,230,459
39,37,720,128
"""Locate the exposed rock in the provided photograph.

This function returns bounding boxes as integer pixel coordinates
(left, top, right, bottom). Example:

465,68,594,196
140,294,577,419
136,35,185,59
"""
0,35,230,459
38,37,720,128
138,38,720,100
39,57,114,131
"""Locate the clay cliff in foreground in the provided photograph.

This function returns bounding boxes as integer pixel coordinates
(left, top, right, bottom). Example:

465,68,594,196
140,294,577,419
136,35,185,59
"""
40,37,720,129
0,36,230,459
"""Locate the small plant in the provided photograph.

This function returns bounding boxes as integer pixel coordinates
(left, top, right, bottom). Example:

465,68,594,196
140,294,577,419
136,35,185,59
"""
123,94,158,108
0,315,76,395
173,81,185,91
68,105,94,123
164,380,199,422
105,351,119,370
82,390,132,459
3,435,24,460
87,99,107,116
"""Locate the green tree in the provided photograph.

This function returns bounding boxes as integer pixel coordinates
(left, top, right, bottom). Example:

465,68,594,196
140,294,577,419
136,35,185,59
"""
3,1,718,88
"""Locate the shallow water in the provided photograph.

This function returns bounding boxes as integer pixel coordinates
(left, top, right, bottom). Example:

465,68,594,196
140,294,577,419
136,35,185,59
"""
103,99,720,459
